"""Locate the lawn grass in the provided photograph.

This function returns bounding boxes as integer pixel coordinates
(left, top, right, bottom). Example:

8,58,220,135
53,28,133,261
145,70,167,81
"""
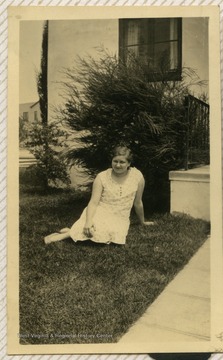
19,185,210,345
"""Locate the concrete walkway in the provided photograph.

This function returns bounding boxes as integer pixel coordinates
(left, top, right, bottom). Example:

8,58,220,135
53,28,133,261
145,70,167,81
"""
119,238,210,342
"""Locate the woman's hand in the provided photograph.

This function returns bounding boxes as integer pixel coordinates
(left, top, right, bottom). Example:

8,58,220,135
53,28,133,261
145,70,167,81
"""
83,223,96,238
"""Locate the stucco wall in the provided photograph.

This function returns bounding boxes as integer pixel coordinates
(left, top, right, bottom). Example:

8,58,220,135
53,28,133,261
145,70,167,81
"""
48,19,118,119
169,166,210,221
48,18,209,117
19,102,41,122
182,17,209,97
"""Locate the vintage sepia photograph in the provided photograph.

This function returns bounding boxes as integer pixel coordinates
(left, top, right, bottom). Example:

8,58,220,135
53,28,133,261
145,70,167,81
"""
7,6,223,355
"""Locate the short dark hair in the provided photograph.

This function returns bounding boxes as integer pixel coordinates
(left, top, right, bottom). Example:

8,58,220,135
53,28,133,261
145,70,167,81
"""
111,145,133,163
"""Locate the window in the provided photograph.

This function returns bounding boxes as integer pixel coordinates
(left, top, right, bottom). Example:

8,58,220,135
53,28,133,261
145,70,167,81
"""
119,18,182,81
34,111,38,121
23,112,29,121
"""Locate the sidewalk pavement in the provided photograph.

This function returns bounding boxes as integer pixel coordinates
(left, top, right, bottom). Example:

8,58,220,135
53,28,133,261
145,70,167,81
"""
119,237,210,342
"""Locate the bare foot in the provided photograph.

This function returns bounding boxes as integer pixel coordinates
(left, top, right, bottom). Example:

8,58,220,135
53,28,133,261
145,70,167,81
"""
44,232,67,244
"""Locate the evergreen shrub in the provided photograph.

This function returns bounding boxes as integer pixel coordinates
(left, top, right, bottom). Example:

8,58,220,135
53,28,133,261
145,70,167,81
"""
57,51,206,211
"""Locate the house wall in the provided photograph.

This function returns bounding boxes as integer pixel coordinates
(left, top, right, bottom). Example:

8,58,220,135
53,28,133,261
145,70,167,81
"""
19,102,41,122
48,18,209,116
48,19,118,119
182,18,209,97
169,166,210,221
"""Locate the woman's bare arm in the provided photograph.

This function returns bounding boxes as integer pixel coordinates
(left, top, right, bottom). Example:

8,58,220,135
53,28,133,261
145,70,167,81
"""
134,177,154,226
84,175,103,237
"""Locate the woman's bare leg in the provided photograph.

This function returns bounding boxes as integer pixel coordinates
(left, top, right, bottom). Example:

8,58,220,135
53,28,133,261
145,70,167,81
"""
59,227,71,233
44,230,70,244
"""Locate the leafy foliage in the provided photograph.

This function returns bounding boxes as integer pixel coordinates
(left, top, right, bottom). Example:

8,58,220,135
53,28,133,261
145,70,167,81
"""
56,51,206,209
19,116,29,146
57,52,205,171
24,122,70,187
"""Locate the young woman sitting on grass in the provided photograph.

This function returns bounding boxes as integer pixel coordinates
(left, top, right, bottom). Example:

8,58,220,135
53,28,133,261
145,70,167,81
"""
44,145,154,245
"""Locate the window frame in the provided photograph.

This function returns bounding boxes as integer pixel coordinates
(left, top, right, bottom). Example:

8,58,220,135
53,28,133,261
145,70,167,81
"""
23,112,29,121
34,111,38,121
119,17,182,82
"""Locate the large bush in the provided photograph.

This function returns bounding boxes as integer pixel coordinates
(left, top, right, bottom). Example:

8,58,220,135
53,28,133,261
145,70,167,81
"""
56,51,206,211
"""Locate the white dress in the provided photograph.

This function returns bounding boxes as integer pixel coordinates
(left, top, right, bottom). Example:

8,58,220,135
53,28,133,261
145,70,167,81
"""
69,167,143,245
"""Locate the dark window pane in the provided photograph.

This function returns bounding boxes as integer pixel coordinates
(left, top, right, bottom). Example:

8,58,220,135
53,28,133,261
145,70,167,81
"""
154,42,170,68
169,18,179,41
154,41,178,70
119,17,182,80
140,19,154,45
154,18,179,43
127,45,139,58
23,112,28,121
154,19,171,43
139,44,154,65
126,20,139,46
